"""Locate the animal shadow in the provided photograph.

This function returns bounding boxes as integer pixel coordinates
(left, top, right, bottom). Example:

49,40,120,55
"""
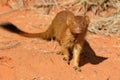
79,40,107,67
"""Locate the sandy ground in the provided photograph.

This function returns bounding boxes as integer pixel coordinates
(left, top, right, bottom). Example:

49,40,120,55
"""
0,6,120,80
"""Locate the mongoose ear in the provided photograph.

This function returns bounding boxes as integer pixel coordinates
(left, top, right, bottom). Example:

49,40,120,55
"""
85,16,90,24
67,15,74,25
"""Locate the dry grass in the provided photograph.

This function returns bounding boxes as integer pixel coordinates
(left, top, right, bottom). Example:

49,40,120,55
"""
0,0,120,36
89,11,120,36
0,40,21,50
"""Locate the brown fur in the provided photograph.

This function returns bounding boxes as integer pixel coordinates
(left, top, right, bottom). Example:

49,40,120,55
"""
0,10,90,71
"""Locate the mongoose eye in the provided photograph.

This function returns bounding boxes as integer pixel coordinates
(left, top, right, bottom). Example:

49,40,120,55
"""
80,23,84,27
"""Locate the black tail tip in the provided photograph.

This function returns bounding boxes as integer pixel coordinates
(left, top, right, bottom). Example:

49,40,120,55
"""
0,22,22,33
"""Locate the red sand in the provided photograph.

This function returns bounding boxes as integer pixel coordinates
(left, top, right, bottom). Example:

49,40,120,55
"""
0,5,120,80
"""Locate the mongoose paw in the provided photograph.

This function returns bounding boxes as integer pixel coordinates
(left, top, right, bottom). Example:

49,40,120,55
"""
63,57,70,65
57,51,63,55
73,66,81,72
